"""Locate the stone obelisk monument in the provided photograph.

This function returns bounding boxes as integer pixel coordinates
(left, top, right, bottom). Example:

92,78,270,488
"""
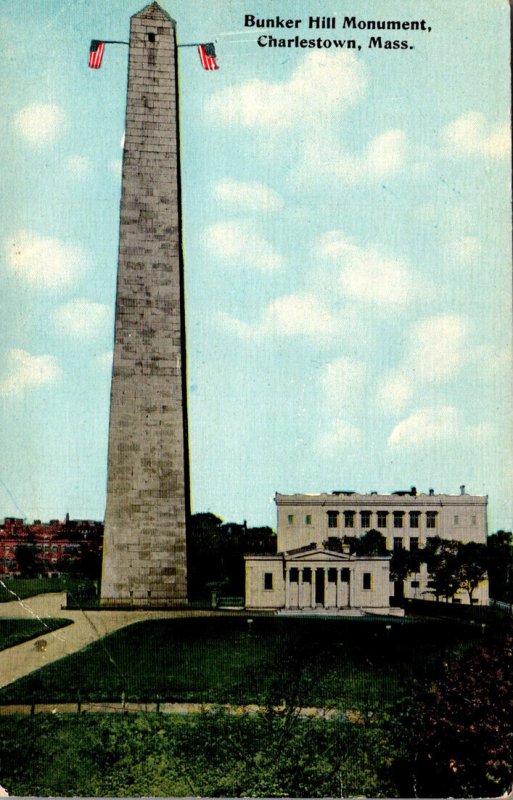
101,2,189,607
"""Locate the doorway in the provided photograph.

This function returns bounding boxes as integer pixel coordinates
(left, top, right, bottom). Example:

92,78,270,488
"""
315,568,325,606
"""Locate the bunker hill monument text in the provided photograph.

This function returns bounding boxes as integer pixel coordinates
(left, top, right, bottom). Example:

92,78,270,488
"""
101,2,189,607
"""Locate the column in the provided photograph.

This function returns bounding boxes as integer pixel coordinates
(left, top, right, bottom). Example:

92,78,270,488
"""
298,568,304,608
311,567,316,608
324,567,329,608
285,567,290,609
335,568,341,608
348,569,353,608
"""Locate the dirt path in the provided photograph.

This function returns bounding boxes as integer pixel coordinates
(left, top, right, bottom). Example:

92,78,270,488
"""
0,700,345,719
0,593,238,690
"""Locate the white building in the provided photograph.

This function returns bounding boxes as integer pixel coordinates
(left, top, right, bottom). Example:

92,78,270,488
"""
244,486,489,612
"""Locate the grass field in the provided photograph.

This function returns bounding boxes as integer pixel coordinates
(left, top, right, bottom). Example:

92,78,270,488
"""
0,616,487,708
0,618,72,650
0,577,96,602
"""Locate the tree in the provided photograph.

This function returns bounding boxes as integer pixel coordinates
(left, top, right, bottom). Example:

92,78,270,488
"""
487,530,513,606
352,529,388,557
422,537,461,602
407,633,513,798
455,541,488,604
390,546,421,584
186,513,276,599
14,543,38,576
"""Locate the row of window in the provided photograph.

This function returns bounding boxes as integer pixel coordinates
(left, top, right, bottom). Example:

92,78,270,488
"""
287,510,439,529
264,570,372,590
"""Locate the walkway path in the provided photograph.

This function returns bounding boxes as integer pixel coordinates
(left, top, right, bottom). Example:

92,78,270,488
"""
0,700,346,719
0,593,240,690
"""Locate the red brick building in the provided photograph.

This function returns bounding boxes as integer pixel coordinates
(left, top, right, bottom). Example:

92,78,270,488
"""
0,515,103,577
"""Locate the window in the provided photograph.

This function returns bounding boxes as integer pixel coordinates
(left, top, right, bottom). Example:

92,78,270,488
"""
410,537,419,552
453,515,459,525
411,580,420,588
328,568,337,583
363,572,372,590
426,511,437,529
305,514,312,525
147,32,156,42
377,511,388,528
409,511,420,529
264,573,273,590
393,511,404,529
341,568,350,583
360,510,371,528
289,568,299,583
327,511,339,529
344,510,355,528
471,515,477,525
393,537,403,550
287,514,294,525
302,568,312,583
452,598,461,604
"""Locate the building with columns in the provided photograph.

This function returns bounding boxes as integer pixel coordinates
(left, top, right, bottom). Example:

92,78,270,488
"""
244,486,489,612
245,546,392,614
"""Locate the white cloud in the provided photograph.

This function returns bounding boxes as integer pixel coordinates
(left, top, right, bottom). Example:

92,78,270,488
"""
206,51,365,129
315,419,362,456
374,315,469,413
213,179,283,212
442,112,510,158
6,231,87,289
320,357,367,413
449,236,481,264
410,315,468,382
14,103,66,146
299,128,407,185
54,299,112,339
388,406,459,447
0,349,60,396
217,292,340,340
203,221,283,271
65,156,92,176
319,231,414,305
376,371,414,414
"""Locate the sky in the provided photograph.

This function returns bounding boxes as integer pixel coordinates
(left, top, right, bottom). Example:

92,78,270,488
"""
0,0,511,532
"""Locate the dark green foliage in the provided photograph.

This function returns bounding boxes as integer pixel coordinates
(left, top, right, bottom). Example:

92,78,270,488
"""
13,543,38,576
487,530,513,604
0,710,405,797
0,617,484,707
392,631,513,798
186,512,276,598
390,546,421,582
0,618,71,650
423,536,463,601
352,529,388,557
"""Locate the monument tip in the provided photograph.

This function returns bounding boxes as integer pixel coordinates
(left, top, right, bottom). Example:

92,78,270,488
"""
132,2,175,24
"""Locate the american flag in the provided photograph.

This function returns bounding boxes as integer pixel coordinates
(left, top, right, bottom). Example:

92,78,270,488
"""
198,43,219,71
88,40,105,69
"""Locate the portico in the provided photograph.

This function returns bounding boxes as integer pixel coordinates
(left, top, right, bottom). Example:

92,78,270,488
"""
245,544,392,614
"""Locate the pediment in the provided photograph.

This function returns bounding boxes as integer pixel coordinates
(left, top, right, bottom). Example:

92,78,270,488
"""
284,547,352,562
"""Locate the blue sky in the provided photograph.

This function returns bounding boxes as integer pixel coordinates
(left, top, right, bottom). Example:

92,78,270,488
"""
0,0,511,532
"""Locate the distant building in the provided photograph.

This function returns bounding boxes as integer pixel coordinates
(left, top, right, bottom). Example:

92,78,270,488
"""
244,486,489,612
0,516,103,577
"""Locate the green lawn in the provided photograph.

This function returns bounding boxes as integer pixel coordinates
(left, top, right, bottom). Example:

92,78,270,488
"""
0,618,72,650
0,616,486,708
0,577,97,602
